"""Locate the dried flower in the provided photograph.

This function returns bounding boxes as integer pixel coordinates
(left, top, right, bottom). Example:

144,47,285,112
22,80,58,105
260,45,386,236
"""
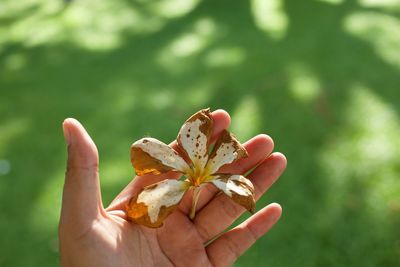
126,108,255,228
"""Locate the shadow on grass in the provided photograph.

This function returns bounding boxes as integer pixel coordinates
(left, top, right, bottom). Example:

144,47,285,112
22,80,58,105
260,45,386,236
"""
0,0,399,266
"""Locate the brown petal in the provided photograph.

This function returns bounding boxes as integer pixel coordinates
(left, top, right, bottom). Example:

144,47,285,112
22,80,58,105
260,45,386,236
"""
177,108,213,171
131,138,190,176
210,175,255,213
126,179,190,228
205,130,248,175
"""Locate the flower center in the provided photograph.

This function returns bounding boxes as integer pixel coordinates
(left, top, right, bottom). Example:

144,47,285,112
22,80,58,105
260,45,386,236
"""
186,163,212,186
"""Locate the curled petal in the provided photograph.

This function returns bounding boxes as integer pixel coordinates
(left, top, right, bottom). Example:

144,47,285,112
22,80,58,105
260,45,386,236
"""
131,138,190,176
177,108,213,171
206,130,248,175
210,175,255,213
126,179,190,228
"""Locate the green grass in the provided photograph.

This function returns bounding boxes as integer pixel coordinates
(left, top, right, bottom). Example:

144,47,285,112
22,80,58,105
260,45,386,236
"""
1,0,400,266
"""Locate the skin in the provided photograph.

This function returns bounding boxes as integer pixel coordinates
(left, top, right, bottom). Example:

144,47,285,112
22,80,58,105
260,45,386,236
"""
59,110,287,267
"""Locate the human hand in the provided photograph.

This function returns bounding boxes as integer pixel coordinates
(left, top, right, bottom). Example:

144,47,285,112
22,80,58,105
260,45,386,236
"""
59,110,287,267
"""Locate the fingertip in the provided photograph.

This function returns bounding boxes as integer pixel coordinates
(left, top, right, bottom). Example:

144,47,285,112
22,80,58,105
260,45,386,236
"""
63,117,77,124
63,118,80,128
64,119,92,144
268,202,282,210
63,118,85,135
211,109,231,129
253,203,282,229
267,202,282,221
256,133,274,144
269,152,287,171
240,202,282,241
253,134,274,151
240,134,274,161
213,109,231,119
63,118,98,169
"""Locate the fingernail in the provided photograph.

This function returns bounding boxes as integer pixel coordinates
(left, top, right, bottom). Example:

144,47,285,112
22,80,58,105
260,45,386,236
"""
63,119,72,145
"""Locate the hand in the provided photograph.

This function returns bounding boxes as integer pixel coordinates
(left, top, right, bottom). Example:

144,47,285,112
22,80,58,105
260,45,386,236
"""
59,110,287,267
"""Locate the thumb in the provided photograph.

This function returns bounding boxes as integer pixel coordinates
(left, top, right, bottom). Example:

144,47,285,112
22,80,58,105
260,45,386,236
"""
60,118,104,229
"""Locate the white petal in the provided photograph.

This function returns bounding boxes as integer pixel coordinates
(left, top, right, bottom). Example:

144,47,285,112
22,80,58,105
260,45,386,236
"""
131,137,190,176
126,179,190,227
210,175,255,213
206,130,247,175
177,108,212,171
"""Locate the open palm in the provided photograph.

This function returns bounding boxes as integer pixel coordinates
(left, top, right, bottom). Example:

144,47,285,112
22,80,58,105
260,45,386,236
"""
59,110,287,267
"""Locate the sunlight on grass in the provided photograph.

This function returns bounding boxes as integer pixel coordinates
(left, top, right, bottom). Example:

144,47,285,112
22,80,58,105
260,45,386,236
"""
204,46,246,68
179,82,213,108
146,89,176,110
2,0,400,265
0,0,36,16
29,169,65,258
62,1,143,51
0,118,30,152
101,160,132,191
150,0,200,19
287,63,321,104
167,18,216,57
359,0,400,10
0,0,63,47
0,160,11,176
106,85,139,114
321,85,400,218
3,53,27,71
231,96,261,141
30,170,63,236
0,0,170,51
0,0,61,22
251,0,288,40
170,33,205,57
344,12,400,68
316,0,344,5
157,17,217,72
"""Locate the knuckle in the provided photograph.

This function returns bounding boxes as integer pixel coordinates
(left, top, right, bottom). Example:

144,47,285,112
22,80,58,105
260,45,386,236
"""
225,235,242,260
66,162,99,173
196,221,214,242
218,195,242,220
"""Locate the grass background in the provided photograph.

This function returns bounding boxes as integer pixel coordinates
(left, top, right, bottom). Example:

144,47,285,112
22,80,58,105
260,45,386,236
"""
1,0,400,266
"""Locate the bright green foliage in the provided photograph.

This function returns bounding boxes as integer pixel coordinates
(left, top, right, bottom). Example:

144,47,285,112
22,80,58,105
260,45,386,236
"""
0,0,399,266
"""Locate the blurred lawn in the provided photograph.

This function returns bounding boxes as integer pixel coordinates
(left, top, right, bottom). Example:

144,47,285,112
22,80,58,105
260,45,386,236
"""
1,0,400,266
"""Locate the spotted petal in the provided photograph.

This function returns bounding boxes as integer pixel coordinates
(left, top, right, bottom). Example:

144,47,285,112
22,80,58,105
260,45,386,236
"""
131,138,190,176
126,179,190,228
205,130,248,175
210,175,255,213
177,108,213,171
